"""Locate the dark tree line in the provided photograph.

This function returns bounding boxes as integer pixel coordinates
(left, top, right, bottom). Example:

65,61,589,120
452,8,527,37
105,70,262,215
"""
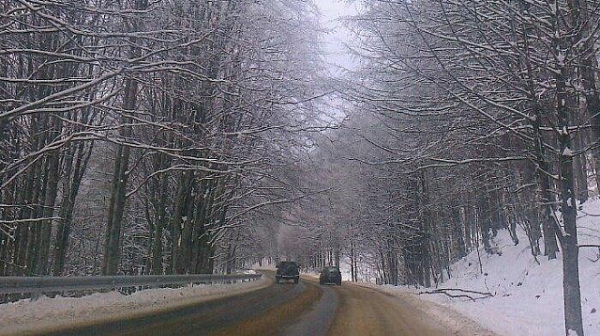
0,0,324,287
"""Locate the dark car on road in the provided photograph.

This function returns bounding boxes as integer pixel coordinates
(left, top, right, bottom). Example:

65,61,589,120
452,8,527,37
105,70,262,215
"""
319,266,342,286
275,261,300,284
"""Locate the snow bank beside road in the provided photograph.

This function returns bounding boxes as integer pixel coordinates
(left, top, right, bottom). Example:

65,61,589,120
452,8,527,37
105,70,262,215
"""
0,274,269,336
376,198,600,336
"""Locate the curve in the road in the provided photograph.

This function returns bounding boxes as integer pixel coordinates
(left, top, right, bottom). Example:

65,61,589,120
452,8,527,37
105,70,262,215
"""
33,273,323,336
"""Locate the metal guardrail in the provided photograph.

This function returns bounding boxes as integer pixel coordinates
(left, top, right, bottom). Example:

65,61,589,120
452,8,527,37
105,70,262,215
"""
0,273,262,295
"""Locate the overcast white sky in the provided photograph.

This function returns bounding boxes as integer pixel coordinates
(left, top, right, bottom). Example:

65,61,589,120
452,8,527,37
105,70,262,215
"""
313,0,360,73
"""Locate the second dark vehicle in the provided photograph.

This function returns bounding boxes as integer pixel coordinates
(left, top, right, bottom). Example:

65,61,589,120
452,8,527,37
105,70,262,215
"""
275,261,300,284
319,266,342,286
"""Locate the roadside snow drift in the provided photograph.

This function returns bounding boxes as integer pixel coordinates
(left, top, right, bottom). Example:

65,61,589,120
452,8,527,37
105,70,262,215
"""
0,276,269,336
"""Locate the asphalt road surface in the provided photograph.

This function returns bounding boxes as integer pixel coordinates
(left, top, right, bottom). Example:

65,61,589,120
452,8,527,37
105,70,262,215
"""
28,273,496,336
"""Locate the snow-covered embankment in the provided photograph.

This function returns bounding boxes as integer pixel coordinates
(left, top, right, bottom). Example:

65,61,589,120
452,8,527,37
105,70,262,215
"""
375,199,600,336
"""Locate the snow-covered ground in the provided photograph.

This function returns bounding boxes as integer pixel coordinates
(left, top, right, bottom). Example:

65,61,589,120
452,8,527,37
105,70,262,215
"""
338,257,379,283
0,276,269,336
374,198,600,336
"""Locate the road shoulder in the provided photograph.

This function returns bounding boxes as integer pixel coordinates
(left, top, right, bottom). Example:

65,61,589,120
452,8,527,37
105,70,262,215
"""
355,283,499,336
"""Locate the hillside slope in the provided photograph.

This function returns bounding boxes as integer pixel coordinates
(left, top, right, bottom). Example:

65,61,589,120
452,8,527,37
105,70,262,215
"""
377,198,600,335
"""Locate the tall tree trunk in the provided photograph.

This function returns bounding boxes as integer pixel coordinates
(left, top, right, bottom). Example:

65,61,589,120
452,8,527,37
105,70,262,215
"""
101,82,135,275
555,29,584,334
566,0,600,193
35,145,60,275
418,172,432,287
479,193,494,254
451,200,466,258
53,140,91,275
169,171,194,274
533,110,559,260
101,0,148,276
572,129,589,203
150,172,169,275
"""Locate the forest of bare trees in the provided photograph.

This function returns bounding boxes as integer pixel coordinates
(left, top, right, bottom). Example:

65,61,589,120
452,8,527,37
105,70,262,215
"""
276,1,600,335
3,0,600,335
0,0,326,281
